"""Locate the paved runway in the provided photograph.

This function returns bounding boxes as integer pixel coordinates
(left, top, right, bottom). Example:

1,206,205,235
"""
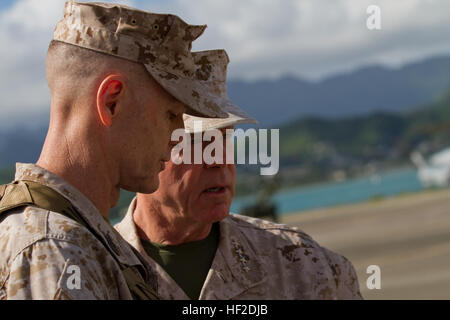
280,188,450,299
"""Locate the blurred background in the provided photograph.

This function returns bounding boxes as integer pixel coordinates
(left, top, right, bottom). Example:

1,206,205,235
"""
1,0,450,299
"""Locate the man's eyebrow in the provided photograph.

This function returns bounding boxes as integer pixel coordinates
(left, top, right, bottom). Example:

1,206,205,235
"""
173,100,186,113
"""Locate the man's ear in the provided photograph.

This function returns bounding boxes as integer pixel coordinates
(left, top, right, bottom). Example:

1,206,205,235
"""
96,74,125,127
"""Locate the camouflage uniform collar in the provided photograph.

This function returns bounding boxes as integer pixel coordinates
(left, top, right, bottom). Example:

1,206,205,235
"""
115,198,267,300
116,197,146,255
200,216,267,299
14,163,143,268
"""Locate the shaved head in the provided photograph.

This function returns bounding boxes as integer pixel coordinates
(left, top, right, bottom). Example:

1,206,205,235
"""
46,40,152,106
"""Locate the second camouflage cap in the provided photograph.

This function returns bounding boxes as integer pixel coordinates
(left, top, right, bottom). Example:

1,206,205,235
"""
53,0,257,122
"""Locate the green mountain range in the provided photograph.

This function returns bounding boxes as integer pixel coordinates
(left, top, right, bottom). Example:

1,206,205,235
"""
229,55,450,126
280,88,450,164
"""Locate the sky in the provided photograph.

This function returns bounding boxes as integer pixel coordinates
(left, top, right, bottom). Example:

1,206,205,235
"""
0,0,450,125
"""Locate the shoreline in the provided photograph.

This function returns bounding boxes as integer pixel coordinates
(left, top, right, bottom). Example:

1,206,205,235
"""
232,166,423,216
280,185,449,219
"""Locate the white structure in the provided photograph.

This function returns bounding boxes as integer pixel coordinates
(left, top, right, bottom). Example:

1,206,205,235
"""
411,148,450,188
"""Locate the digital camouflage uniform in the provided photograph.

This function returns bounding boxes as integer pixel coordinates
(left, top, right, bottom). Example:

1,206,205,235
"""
0,164,157,299
115,198,363,300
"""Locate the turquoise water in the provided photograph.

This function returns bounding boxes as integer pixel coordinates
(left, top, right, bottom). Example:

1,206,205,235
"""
230,167,424,216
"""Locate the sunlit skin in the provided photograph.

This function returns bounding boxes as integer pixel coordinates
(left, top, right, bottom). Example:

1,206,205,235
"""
133,127,236,245
37,48,185,218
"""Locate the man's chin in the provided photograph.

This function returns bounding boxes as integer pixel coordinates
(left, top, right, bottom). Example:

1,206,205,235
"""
139,177,160,194
203,204,230,223
122,175,159,194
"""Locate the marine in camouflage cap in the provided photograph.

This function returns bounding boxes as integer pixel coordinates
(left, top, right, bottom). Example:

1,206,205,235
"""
114,114,362,300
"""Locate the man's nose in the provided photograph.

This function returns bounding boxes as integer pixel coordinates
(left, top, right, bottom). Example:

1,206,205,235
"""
169,115,185,148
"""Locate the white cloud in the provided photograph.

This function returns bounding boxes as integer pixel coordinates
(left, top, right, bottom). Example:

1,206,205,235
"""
142,0,450,80
0,0,449,124
0,0,62,118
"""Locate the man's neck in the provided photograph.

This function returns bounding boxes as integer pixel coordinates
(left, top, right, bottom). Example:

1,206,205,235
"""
134,196,213,246
36,123,120,218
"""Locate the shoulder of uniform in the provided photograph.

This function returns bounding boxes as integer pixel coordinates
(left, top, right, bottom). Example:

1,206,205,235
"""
0,206,49,242
228,214,351,257
227,213,316,243
0,206,102,264
226,214,357,284
226,214,353,263
1,230,116,300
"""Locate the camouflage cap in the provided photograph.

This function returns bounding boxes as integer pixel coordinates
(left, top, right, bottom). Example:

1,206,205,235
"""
53,0,254,120
183,107,258,133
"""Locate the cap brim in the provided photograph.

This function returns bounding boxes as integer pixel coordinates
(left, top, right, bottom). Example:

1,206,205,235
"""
183,109,258,133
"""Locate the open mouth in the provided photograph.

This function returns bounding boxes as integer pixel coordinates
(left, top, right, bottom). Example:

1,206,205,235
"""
203,186,226,193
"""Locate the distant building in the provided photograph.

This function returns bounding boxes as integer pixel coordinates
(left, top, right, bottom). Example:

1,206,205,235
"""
411,148,450,187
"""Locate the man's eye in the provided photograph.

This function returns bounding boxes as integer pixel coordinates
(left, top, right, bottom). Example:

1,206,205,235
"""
168,111,177,120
